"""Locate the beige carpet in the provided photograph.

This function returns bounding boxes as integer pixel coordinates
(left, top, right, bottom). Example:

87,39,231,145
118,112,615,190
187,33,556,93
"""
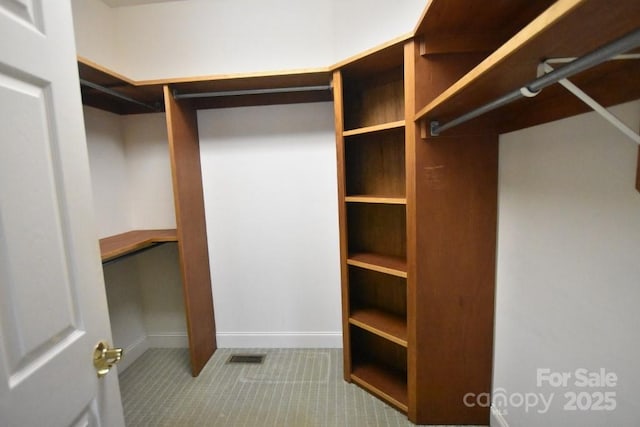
118,348,444,427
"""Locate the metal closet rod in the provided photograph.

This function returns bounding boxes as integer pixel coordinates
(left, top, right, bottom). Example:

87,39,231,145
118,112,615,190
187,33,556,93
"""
79,79,160,112
430,27,640,136
173,85,332,100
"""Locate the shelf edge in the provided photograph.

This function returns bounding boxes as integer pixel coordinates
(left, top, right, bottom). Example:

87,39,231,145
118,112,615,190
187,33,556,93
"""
345,196,407,205
343,120,406,137
347,258,407,278
349,316,408,347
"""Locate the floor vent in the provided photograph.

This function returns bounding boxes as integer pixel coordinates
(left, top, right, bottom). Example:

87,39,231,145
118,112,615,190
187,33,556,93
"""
226,354,266,364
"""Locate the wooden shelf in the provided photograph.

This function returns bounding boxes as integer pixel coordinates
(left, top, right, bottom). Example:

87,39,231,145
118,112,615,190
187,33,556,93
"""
351,363,408,412
345,195,406,204
347,253,407,278
343,120,405,137
414,0,556,55
350,308,407,347
415,0,640,133
78,57,332,114
99,229,177,262
78,57,164,115
167,68,332,109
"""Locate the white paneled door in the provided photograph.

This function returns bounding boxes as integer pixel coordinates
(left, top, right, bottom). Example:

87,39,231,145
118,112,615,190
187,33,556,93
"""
0,1,124,426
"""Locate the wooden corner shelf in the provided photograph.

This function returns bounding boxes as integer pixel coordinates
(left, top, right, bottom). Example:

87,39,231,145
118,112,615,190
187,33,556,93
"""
347,253,407,278
415,0,640,134
99,229,177,262
350,308,407,347
351,363,408,412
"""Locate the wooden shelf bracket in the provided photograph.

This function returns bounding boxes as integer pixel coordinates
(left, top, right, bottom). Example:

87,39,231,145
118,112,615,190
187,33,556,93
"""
426,27,640,137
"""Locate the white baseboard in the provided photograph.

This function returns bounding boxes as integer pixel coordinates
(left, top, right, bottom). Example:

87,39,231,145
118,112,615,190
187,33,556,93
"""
147,333,189,348
215,331,342,348
118,333,189,373
490,405,509,427
118,336,149,373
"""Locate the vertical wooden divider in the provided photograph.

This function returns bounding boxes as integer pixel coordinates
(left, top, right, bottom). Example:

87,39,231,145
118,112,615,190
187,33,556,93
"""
409,42,499,424
636,146,639,192
164,85,217,376
403,40,419,423
332,70,352,380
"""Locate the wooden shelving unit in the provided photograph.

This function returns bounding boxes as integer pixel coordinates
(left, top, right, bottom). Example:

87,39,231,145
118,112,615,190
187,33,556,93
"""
99,229,177,262
335,26,501,424
334,37,410,413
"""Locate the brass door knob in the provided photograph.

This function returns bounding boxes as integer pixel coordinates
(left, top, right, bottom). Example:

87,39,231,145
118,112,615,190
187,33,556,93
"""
93,340,124,378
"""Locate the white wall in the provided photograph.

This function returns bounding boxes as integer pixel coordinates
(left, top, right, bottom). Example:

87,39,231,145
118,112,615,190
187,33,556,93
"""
111,0,333,80
102,258,148,371
122,113,176,229
136,243,187,348
331,0,425,61
73,0,426,80
198,102,342,347
83,107,185,367
493,101,640,426
84,106,129,237
71,0,120,71
83,107,175,233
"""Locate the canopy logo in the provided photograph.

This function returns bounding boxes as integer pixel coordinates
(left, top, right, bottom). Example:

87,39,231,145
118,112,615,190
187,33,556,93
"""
463,368,618,415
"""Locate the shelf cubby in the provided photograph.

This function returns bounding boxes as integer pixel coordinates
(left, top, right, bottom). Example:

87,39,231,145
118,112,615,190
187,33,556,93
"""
349,266,407,346
344,127,406,200
350,327,408,412
347,203,406,261
343,66,405,131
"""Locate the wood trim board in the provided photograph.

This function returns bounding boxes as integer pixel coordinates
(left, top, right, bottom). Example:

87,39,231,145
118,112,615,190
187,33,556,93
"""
164,86,217,376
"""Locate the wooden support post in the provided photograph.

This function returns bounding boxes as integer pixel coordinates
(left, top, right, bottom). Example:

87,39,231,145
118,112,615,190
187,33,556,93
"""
164,85,217,376
408,40,498,426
